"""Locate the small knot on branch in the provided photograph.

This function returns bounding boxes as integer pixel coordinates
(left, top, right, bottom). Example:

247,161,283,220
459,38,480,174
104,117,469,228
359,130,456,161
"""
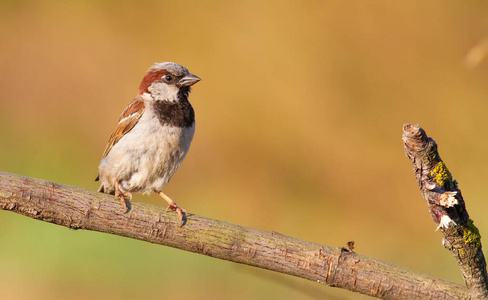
402,124,429,156
439,191,459,208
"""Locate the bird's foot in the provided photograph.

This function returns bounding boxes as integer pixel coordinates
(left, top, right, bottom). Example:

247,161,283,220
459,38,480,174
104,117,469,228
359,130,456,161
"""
159,191,187,226
115,190,132,213
114,180,132,213
165,204,187,225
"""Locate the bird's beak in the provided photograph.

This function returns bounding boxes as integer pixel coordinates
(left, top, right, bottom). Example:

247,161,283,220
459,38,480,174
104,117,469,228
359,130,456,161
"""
178,73,201,87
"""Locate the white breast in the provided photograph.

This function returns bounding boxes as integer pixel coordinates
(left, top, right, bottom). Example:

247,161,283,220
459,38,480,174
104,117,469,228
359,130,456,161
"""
98,106,195,194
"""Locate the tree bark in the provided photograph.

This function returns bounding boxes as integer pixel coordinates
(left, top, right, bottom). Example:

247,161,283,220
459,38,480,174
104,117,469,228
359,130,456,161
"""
0,171,467,299
403,124,488,299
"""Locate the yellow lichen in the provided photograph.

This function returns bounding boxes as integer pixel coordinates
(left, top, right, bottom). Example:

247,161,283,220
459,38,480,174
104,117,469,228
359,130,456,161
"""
463,219,481,246
430,161,452,187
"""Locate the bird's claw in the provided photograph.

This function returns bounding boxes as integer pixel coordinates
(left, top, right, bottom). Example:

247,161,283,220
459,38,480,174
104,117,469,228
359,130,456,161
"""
166,204,187,225
115,190,132,213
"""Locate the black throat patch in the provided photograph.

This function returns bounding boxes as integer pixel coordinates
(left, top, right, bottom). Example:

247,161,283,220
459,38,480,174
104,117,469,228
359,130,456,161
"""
152,93,195,128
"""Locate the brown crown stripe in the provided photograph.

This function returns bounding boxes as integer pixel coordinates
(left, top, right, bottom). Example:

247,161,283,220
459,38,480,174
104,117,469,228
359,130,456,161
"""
139,69,170,95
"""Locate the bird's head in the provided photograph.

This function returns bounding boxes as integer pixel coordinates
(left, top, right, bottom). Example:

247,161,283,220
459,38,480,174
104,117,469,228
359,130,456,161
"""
139,62,201,102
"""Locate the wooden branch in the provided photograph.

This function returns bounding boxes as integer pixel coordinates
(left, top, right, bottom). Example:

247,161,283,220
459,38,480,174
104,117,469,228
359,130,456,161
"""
0,171,467,299
403,124,488,299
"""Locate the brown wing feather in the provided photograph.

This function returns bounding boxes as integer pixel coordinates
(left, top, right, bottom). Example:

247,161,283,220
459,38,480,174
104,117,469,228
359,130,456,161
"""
101,97,145,159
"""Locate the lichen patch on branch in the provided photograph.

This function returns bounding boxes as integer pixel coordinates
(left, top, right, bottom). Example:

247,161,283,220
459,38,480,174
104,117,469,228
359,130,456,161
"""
430,161,452,188
463,219,481,247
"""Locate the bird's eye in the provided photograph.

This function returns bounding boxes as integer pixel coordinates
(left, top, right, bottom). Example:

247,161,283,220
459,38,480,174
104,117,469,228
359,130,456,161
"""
164,74,173,82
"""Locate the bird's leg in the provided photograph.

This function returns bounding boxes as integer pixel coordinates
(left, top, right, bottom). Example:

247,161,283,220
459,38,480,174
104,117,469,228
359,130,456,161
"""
114,180,132,211
158,191,187,225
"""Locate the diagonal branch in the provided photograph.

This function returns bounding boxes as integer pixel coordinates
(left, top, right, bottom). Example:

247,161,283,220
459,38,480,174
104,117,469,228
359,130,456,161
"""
0,171,467,299
403,124,488,299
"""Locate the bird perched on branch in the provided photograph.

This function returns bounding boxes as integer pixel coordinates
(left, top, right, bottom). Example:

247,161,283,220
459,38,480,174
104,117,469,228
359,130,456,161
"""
96,62,201,224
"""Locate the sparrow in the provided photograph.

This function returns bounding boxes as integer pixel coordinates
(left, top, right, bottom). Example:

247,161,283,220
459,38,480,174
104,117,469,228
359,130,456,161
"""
96,62,201,224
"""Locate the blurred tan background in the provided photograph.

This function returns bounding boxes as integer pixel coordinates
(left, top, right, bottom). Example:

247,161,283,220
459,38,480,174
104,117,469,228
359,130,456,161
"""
1,1,488,299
